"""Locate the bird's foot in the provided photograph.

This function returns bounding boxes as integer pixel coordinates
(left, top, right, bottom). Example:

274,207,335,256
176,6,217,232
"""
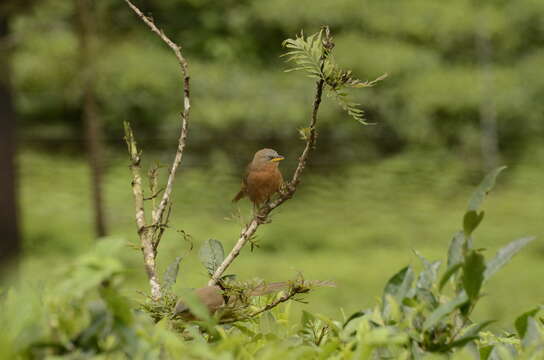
255,213,270,224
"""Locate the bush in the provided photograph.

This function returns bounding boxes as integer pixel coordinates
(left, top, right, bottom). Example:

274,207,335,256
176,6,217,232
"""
2,168,543,359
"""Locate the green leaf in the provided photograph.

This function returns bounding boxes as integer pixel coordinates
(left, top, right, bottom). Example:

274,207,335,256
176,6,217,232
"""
515,307,541,338
462,251,486,301
484,236,536,281
439,263,462,292
198,239,225,276
444,320,495,350
232,323,256,337
415,288,438,309
467,166,507,212
447,231,465,270
343,311,366,328
423,292,468,331
301,310,316,329
463,210,485,236
177,289,213,323
414,250,441,291
522,317,541,349
163,256,182,290
383,266,414,304
479,345,494,360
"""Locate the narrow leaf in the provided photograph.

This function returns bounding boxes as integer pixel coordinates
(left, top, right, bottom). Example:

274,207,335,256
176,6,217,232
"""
198,239,225,276
163,256,182,290
414,250,441,291
343,311,366,328
515,307,541,338
467,166,507,212
423,292,468,331
479,345,494,360
439,263,462,292
522,317,541,349
463,210,485,236
463,251,486,301
383,266,414,304
301,310,316,328
444,320,495,350
447,231,465,269
484,236,536,281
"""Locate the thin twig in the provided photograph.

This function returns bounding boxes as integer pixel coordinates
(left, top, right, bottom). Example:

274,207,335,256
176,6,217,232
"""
143,187,165,201
249,288,308,318
219,282,311,324
124,0,191,234
208,30,331,286
124,0,191,300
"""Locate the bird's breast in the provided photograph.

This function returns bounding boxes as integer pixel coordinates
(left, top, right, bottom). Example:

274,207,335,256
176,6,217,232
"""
245,166,283,204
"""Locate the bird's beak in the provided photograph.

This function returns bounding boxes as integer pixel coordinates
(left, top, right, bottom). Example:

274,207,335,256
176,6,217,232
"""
270,156,285,162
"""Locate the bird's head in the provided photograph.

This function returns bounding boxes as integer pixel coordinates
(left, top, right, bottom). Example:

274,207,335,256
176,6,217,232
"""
253,148,285,164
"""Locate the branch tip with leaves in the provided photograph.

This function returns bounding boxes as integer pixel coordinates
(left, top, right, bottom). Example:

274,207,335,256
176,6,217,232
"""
208,26,384,286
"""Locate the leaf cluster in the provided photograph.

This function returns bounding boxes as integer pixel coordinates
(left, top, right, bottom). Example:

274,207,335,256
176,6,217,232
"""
333,166,540,359
282,27,387,124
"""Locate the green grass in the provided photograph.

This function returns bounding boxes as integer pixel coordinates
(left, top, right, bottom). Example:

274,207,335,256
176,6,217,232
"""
17,149,544,329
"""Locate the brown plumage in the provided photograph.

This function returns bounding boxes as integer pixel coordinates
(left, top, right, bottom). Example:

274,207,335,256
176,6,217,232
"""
233,148,285,207
173,281,336,320
173,285,225,319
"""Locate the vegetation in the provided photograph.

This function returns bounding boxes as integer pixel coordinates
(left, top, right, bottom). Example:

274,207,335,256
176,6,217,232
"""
11,0,544,166
4,161,544,359
4,1,544,358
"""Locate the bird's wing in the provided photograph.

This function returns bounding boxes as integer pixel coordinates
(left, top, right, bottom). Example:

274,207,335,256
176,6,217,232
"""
232,163,251,202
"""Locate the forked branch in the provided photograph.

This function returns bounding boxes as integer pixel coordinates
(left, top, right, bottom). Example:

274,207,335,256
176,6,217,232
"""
124,0,191,300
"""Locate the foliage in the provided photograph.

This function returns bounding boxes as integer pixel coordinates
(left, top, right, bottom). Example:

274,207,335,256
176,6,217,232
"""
282,27,386,124
10,0,544,164
3,168,544,359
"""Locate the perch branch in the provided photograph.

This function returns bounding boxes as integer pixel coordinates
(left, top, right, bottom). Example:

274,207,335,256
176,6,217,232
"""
124,0,191,300
208,30,332,286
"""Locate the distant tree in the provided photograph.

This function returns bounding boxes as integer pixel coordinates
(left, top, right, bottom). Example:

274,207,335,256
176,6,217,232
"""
0,10,20,270
76,0,107,238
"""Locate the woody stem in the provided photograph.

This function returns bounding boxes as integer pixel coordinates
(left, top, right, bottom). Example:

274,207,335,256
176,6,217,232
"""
208,60,327,286
124,0,191,300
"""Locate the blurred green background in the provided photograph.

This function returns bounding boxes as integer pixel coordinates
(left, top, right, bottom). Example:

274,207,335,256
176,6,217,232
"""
3,0,544,329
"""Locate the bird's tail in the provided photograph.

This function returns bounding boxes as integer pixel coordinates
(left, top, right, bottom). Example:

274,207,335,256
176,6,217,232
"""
232,190,245,202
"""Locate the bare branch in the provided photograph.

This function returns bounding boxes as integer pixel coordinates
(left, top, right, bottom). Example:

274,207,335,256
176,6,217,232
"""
124,122,161,300
124,0,191,237
209,219,260,286
208,29,332,286
124,0,192,300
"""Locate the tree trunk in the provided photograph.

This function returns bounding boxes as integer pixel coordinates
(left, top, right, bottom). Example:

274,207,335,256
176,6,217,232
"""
77,0,107,238
0,14,21,270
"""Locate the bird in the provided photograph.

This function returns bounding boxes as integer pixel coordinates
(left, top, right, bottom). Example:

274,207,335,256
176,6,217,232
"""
172,281,336,320
173,284,282,320
173,286,226,319
232,148,285,209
